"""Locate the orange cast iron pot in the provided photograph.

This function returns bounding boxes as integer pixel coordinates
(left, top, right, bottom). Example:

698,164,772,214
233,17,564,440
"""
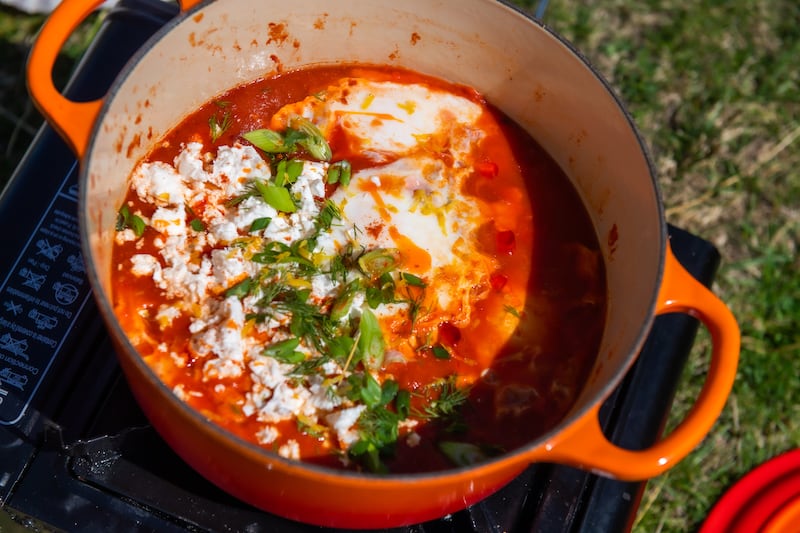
27,0,741,528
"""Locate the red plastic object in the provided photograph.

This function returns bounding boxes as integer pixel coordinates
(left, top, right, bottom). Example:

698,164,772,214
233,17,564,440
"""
700,449,800,533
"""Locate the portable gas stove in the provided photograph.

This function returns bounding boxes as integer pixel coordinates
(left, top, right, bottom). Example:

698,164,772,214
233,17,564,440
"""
0,1,720,530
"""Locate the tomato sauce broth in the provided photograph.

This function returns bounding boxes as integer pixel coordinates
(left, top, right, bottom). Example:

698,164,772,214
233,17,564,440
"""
112,64,606,473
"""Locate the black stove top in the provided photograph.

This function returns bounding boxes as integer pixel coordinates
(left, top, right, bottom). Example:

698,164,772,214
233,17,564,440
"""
0,1,720,531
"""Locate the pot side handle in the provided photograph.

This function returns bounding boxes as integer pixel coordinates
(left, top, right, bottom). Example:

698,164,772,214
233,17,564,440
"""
537,241,740,481
26,0,203,158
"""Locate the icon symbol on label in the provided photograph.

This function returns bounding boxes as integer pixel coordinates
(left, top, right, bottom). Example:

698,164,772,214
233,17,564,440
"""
28,308,58,330
67,253,85,274
19,268,46,291
3,300,22,316
0,367,27,390
53,282,79,305
0,333,29,360
36,238,64,261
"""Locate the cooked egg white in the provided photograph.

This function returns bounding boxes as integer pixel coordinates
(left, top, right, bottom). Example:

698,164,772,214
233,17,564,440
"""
276,79,499,331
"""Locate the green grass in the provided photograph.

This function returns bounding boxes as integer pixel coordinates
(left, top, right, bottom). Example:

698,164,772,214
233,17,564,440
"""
2,2,799,532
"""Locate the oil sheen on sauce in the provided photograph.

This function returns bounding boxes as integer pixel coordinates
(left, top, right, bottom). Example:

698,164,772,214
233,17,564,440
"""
111,65,606,473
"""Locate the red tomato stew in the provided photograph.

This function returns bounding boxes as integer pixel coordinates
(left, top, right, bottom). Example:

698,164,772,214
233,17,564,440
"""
112,65,606,474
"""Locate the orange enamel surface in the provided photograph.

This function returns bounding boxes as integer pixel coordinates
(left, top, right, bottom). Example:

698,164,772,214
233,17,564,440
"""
26,0,106,157
528,243,740,480
119,343,528,528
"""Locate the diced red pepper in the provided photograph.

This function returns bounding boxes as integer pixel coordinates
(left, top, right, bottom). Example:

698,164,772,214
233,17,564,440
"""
490,272,508,291
437,321,461,347
476,160,499,179
495,230,516,254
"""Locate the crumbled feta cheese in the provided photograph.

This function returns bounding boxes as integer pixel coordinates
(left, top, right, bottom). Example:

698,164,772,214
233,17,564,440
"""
211,248,248,290
325,406,367,449
174,142,209,182
231,195,277,234
256,425,280,445
150,206,186,236
212,144,271,196
207,220,239,244
132,161,186,206
115,228,138,244
130,254,160,277
155,304,181,329
278,439,301,460
257,382,312,423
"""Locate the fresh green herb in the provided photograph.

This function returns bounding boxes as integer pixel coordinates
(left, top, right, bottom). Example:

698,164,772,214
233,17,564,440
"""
289,356,329,377
326,335,356,364
249,217,272,232
347,372,383,407
365,272,397,308
403,288,426,328
504,305,521,318
116,204,146,237
297,414,327,438
315,199,342,233
348,378,409,473
263,337,305,364
415,375,470,422
208,109,232,143
252,240,316,271
395,389,411,419
400,272,427,288
432,344,451,360
327,253,348,286
183,205,206,232
225,277,253,299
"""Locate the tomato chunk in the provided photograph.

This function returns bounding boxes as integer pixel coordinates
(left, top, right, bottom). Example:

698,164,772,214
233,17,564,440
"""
495,230,516,255
490,272,508,291
476,160,499,179
437,321,462,346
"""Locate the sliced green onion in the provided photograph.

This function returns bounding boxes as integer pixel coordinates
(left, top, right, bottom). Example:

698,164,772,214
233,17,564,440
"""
358,248,400,279
327,160,352,186
358,307,385,370
242,129,291,153
253,179,297,213
274,159,305,187
289,115,332,161
330,279,363,321
438,441,488,467
116,204,146,237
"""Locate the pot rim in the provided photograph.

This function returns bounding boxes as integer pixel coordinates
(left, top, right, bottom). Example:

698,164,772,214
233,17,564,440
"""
78,0,667,482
